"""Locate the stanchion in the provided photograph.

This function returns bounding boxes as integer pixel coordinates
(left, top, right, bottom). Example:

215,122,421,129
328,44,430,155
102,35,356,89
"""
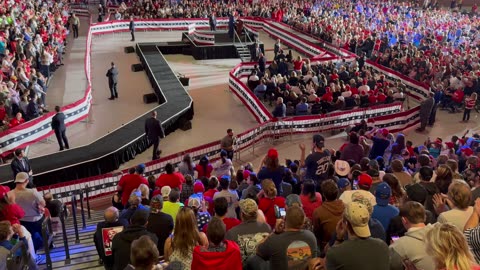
85,185,92,219
60,209,71,264
71,195,80,244
41,217,53,270
79,191,87,229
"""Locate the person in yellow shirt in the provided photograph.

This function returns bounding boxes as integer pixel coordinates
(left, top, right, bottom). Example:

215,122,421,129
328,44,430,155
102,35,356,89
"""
162,189,184,226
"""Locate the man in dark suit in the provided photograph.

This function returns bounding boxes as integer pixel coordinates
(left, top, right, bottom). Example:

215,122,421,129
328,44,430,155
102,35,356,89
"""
51,106,69,151
209,13,217,31
106,62,119,100
129,16,135,41
258,52,266,75
10,148,34,187
144,111,165,160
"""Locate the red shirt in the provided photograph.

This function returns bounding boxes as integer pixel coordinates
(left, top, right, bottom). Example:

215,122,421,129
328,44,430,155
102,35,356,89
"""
196,164,213,179
191,240,242,270
258,196,286,229
204,188,218,215
9,118,24,128
0,204,24,225
377,93,387,103
118,174,148,205
293,60,304,71
368,94,377,104
300,193,323,219
203,217,241,233
155,173,185,191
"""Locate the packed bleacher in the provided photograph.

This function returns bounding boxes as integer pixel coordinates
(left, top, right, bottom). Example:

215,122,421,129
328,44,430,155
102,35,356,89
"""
1,0,480,269
0,0,72,131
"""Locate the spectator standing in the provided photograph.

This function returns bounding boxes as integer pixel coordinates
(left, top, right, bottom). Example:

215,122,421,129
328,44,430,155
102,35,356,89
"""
51,105,69,151
416,92,435,132
162,189,183,225
258,179,286,229
300,180,322,220
313,180,345,250
213,176,238,219
221,128,235,160
144,111,165,160
258,148,285,194
213,150,233,177
436,181,473,230
125,236,162,270
256,206,317,270
273,39,281,58
146,196,173,256
325,202,389,270
70,14,80,39
117,164,148,206
300,135,331,190
93,207,128,268
209,13,217,31
226,199,271,263
463,93,477,122
156,163,185,191
340,132,365,163
180,175,194,204
372,183,399,230
389,202,435,270
112,210,158,270
10,149,33,188
177,154,195,177
426,223,479,270
192,217,242,270
203,197,240,233
7,172,45,251
241,172,261,199
106,62,119,100
195,156,213,179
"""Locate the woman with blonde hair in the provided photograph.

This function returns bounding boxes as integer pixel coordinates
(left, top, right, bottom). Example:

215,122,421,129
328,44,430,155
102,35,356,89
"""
426,223,480,270
164,207,208,270
257,179,286,229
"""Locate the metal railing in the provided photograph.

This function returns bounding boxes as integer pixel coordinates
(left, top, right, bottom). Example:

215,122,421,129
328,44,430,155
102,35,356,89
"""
6,241,29,269
41,216,54,270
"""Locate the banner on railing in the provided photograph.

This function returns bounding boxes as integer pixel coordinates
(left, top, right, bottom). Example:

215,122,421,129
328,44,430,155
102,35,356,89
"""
192,31,215,45
188,23,196,35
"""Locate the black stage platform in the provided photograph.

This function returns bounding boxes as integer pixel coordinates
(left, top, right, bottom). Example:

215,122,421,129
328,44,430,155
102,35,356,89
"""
155,30,263,60
0,45,194,186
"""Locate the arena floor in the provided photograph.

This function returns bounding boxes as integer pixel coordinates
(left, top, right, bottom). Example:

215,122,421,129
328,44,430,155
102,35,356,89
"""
28,15,480,173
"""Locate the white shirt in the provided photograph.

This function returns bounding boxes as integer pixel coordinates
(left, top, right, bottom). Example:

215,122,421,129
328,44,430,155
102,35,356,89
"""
438,207,473,230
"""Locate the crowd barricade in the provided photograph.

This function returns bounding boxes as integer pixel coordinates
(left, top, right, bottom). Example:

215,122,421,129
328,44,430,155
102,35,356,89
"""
192,31,215,45
12,17,427,200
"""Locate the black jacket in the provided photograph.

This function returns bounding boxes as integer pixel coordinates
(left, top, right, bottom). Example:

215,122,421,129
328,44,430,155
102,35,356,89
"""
51,112,66,131
112,225,158,270
106,67,119,84
11,157,31,179
144,117,165,141
129,20,135,31
146,212,174,255
93,219,128,266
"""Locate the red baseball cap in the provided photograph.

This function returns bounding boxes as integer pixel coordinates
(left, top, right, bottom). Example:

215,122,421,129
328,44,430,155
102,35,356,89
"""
193,181,205,193
358,173,373,189
243,170,251,180
462,147,474,157
381,128,389,137
267,148,278,159
445,142,455,149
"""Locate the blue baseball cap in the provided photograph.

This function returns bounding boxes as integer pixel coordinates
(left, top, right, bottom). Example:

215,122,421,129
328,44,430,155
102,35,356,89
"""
337,178,350,189
375,182,391,206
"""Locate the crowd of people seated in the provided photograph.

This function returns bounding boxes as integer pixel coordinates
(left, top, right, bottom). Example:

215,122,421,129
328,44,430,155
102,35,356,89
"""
247,53,407,116
82,123,480,270
108,0,479,120
0,0,72,131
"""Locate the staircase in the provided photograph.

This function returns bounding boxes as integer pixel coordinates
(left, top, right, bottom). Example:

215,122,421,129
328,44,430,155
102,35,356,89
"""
234,43,251,62
37,209,105,270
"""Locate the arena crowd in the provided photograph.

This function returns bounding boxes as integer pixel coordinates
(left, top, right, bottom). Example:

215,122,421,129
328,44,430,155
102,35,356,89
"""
1,0,480,269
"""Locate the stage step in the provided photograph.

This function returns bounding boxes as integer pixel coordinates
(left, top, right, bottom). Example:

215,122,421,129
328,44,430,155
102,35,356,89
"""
234,44,251,62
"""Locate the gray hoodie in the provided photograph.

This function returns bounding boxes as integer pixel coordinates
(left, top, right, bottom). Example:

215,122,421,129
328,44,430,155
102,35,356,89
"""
389,224,436,270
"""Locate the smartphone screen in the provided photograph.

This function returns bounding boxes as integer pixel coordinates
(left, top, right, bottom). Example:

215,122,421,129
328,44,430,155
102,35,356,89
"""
391,235,400,242
279,208,286,217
